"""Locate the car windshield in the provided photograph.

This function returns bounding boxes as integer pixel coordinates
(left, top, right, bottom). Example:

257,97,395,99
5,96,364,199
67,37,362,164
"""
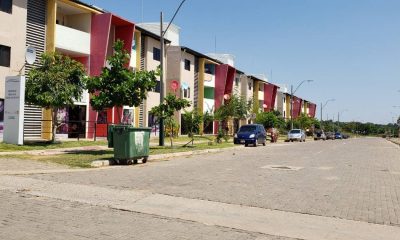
239,126,256,132
289,129,301,134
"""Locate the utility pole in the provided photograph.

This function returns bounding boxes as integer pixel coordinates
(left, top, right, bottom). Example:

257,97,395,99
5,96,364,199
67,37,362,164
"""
159,12,165,146
158,0,186,146
290,85,293,129
289,80,313,130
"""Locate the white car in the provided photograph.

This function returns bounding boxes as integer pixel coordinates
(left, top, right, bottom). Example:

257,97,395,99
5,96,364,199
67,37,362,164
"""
287,129,306,142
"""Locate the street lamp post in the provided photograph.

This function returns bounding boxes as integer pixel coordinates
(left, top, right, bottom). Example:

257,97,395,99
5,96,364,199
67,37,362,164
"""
320,99,335,122
159,0,186,146
338,109,348,123
290,80,313,129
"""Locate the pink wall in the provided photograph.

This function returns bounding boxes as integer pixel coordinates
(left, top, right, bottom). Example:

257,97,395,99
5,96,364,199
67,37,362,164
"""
263,84,278,112
292,96,303,118
308,103,317,118
87,13,135,138
214,64,236,134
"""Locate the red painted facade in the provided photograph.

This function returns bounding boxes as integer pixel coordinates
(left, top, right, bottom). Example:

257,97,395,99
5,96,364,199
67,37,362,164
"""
292,96,303,118
263,83,278,112
214,64,236,134
87,13,135,138
308,103,317,118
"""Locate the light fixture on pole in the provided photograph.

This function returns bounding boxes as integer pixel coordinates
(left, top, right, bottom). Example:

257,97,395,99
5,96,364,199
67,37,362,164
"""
320,98,335,122
290,80,313,129
159,0,186,146
337,109,348,123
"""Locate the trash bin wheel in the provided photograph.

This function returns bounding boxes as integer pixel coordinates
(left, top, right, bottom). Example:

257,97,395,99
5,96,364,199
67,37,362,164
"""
142,157,148,163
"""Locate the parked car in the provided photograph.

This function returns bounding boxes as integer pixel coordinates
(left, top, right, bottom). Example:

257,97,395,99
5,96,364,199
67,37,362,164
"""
234,124,267,147
325,132,335,140
314,130,327,141
287,129,306,142
342,133,350,139
335,132,343,139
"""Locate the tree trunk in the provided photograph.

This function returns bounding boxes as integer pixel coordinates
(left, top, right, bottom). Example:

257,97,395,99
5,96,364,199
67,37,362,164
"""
51,108,58,143
169,119,173,148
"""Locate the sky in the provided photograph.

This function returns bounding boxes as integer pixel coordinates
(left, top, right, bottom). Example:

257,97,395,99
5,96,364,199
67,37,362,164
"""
87,0,400,124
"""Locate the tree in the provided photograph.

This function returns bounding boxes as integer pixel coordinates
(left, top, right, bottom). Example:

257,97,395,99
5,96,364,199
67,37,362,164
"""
255,112,284,129
26,52,86,143
86,40,157,121
214,94,251,137
150,94,190,147
182,109,203,146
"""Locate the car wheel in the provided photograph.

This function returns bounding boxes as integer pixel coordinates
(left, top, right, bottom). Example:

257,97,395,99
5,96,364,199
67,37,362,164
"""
254,139,258,147
245,144,248,147
263,140,266,146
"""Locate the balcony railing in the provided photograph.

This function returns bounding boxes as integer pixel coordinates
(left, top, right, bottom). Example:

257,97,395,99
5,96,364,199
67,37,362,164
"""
56,24,90,56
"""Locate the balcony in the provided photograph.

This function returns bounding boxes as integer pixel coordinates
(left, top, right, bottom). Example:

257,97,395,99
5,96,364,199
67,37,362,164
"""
56,24,90,56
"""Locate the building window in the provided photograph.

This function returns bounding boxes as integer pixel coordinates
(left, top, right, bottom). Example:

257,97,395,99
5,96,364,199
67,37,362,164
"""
153,47,161,61
283,97,285,103
204,86,214,99
184,59,190,71
183,87,191,98
248,82,252,90
0,45,11,67
0,0,12,14
153,80,161,93
235,77,239,87
204,64,214,74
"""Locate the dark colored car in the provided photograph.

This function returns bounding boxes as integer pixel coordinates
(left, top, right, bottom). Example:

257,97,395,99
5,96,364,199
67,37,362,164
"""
342,133,350,139
314,130,327,141
234,124,267,147
335,132,343,139
326,132,335,140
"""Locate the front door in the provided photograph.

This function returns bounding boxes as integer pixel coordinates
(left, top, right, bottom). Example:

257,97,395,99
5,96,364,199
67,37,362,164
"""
68,105,86,138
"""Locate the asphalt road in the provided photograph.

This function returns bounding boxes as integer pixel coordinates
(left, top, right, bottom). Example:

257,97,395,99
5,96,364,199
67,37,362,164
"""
0,137,399,240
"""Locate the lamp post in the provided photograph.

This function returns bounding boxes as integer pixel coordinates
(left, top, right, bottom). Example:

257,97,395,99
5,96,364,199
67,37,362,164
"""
320,99,335,122
290,80,313,129
159,0,186,146
337,109,348,123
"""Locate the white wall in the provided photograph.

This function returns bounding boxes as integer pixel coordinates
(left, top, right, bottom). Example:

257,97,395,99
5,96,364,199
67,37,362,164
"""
56,24,90,56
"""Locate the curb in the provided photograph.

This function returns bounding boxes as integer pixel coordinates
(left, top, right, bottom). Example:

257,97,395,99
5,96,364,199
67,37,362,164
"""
91,145,245,167
388,138,400,146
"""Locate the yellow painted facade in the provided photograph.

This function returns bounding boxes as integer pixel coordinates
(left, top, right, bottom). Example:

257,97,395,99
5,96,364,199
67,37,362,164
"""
41,0,57,140
252,80,259,113
286,95,291,120
198,58,205,134
58,0,101,14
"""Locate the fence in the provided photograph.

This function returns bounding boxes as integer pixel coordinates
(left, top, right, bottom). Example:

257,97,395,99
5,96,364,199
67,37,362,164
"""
23,119,116,141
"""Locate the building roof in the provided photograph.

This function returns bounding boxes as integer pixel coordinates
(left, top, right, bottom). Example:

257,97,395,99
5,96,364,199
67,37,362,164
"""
180,46,222,64
135,25,172,43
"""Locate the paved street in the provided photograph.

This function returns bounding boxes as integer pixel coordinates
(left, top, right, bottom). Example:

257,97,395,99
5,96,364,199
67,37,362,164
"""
0,138,399,239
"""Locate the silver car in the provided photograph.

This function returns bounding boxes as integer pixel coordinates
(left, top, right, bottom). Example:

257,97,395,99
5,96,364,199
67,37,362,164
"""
287,129,306,142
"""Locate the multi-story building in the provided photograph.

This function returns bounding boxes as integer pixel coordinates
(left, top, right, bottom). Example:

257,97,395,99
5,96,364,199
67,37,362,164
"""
14,0,136,140
131,25,169,133
0,0,28,138
166,46,220,135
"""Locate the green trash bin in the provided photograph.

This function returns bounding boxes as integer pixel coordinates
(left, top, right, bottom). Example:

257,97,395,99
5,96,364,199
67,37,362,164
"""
112,125,151,164
107,125,115,148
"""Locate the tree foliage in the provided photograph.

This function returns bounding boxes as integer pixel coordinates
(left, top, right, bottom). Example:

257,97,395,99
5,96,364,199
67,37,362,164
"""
255,111,285,129
86,40,157,117
214,94,251,121
26,51,86,142
182,109,203,146
150,94,191,147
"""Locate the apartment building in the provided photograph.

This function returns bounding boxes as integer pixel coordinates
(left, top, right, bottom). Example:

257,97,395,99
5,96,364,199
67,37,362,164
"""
132,25,170,133
0,0,28,138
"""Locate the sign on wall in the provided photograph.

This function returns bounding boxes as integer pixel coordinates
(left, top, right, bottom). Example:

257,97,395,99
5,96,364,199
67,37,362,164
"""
4,76,25,145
